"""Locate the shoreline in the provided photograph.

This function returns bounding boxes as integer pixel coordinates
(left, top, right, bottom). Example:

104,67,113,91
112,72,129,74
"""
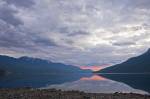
0,88,149,99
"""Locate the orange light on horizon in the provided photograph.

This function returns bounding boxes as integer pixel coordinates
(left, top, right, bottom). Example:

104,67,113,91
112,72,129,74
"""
80,66,102,71
80,65,110,71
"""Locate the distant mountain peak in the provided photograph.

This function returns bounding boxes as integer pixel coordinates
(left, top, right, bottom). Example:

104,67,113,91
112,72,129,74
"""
18,56,52,64
19,56,37,61
19,56,31,59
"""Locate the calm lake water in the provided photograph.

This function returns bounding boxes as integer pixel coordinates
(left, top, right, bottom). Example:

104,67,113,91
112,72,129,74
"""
0,73,150,94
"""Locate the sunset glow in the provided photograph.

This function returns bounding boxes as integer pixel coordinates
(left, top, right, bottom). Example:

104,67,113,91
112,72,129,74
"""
80,65,111,71
80,75,106,81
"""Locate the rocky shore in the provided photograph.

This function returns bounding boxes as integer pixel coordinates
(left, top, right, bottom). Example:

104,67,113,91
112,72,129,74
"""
0,88,149,99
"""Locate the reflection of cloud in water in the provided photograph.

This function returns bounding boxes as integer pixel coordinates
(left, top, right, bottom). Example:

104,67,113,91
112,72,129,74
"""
43,75,148,94
80,75,106,81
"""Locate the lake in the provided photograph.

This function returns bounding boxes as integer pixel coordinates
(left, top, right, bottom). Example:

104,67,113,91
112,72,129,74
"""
0,73,150,94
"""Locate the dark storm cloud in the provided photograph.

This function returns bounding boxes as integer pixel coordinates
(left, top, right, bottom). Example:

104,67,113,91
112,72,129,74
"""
57,26,90,36
0,3,22,26
67,31,90,36
129,0,150,9
0,0,56,53
32,36,58,47
5,0,35,7
0,21,58,49
112,41,136,46
0,20,28,48
0,32,21,48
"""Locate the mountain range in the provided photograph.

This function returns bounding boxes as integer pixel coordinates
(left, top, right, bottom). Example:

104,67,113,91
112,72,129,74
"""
1,48,150,75
0,55,90,76
98,49,150,73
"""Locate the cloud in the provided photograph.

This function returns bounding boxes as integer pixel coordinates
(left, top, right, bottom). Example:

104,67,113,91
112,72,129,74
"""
5,0,35,7
0,1,22,26
0,0,150,66
112,41,136,46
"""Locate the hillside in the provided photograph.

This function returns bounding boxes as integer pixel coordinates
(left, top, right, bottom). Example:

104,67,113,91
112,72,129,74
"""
98,49,150,73
0,55,90,75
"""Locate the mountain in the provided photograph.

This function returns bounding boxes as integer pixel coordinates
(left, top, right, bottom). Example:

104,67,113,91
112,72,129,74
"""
0,55,90,75
98,49,150,73
0,69,5,76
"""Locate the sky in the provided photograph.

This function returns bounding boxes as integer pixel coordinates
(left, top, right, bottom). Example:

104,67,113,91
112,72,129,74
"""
0,0,150,67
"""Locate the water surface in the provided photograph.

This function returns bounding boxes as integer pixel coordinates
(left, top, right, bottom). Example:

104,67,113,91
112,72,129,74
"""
0,73,149,94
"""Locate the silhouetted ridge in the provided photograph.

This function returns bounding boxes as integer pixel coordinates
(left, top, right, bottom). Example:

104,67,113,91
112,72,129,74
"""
0,55,91,75
98,48,150,73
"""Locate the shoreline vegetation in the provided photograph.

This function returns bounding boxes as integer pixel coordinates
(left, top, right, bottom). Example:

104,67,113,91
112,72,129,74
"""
0,88,149,99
